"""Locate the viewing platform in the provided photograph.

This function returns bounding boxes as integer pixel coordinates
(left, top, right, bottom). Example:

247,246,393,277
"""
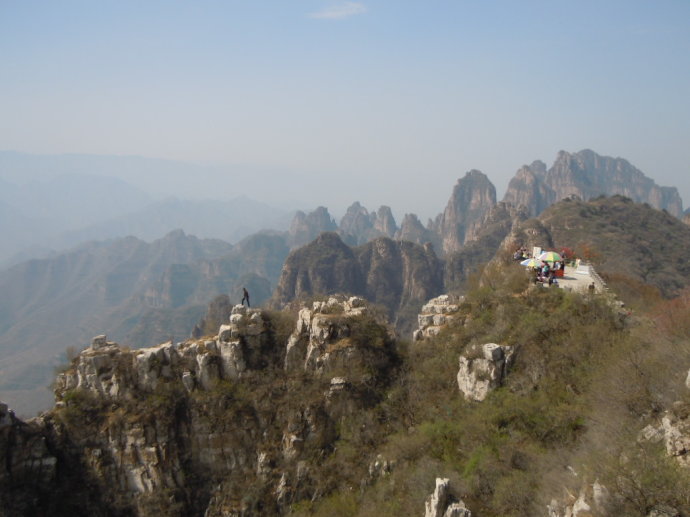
547,260,606,294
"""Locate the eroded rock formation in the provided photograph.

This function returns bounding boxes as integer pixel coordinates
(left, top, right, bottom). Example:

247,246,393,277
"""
1,297,399,516
503,150,683,218
424,477,472,517
413,294,463,341
288,206,338,248
430,170,497,255
338,202,398,245
457,343,514,402
272,233,444,330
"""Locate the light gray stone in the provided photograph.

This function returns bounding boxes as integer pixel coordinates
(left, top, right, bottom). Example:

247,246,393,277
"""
92,334,108,349
457,343,513,402
424,478,471,517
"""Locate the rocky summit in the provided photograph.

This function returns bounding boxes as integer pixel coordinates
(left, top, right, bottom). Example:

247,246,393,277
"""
1,298,400,516
503,149,683,217
272,232,444,331
429,170,497,255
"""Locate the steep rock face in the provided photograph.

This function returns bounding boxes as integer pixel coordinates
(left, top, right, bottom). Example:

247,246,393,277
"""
547,480,609,517
642,401,690,469
287,207,337,248
272,234,444,330
372,205,397,238
272,232,365,307
54,306,275,400
444,202,526,292
502,161,552,217
9,299,399,516
338,202,375,245
355,238,444,321
0,402,59,516
395,213,438,249
430,170,497,255
503,150,684,217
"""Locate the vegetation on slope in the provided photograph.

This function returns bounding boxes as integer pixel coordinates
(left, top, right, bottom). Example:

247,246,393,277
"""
539,195,690,298
289,266,690,517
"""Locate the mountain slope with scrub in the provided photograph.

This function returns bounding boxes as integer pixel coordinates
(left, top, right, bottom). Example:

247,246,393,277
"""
2,264,689,516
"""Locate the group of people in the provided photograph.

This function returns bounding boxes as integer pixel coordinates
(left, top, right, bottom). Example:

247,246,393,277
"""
533,260,564,285
513,246,567,286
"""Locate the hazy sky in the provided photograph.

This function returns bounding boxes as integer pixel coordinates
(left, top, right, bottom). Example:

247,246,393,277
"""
2,1,690,218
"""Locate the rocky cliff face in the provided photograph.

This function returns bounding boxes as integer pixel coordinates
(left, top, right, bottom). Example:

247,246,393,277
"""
443,202,526,292
503,150,684,217
372,205,397,238
272,232,365,306
395,213,438,248
355,238,444,328
430,170,497,255
272,233,444,330
502,161,552,217
0,402,60,516
337,202,398,246
1,299,399,516
287,207,338,248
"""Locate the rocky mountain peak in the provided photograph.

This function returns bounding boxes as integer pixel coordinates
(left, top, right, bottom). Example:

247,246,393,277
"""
430,169,497,255
287,206,337,247
339,201,374,245
373,205,397,237
395,213,438,249
502,163,553,217
272,233,443,331
503,149,683,218
338,202,398,245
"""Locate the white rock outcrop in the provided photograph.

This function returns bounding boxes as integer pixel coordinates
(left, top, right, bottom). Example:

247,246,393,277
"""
413,294,463,341
661,407,690,467
457,343,514,402
55,305,268,400
284,296,374,375
424,478,471,517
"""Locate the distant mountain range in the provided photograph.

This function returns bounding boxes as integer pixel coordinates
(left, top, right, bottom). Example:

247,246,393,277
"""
1,148,686,416
0,152,296,267
0,181,291,269
0,231,289,415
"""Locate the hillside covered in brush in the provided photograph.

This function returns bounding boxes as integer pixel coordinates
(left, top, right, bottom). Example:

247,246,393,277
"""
517,195,690,299
2,264,689,516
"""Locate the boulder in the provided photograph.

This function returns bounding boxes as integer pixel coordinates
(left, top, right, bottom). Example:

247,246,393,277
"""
457,343,513,401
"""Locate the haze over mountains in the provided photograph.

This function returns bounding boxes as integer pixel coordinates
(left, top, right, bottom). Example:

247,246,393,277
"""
0,148,686,416
0,155,293,267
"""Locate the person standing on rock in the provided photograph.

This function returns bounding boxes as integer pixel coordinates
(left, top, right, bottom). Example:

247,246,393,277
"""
241,287,250,307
